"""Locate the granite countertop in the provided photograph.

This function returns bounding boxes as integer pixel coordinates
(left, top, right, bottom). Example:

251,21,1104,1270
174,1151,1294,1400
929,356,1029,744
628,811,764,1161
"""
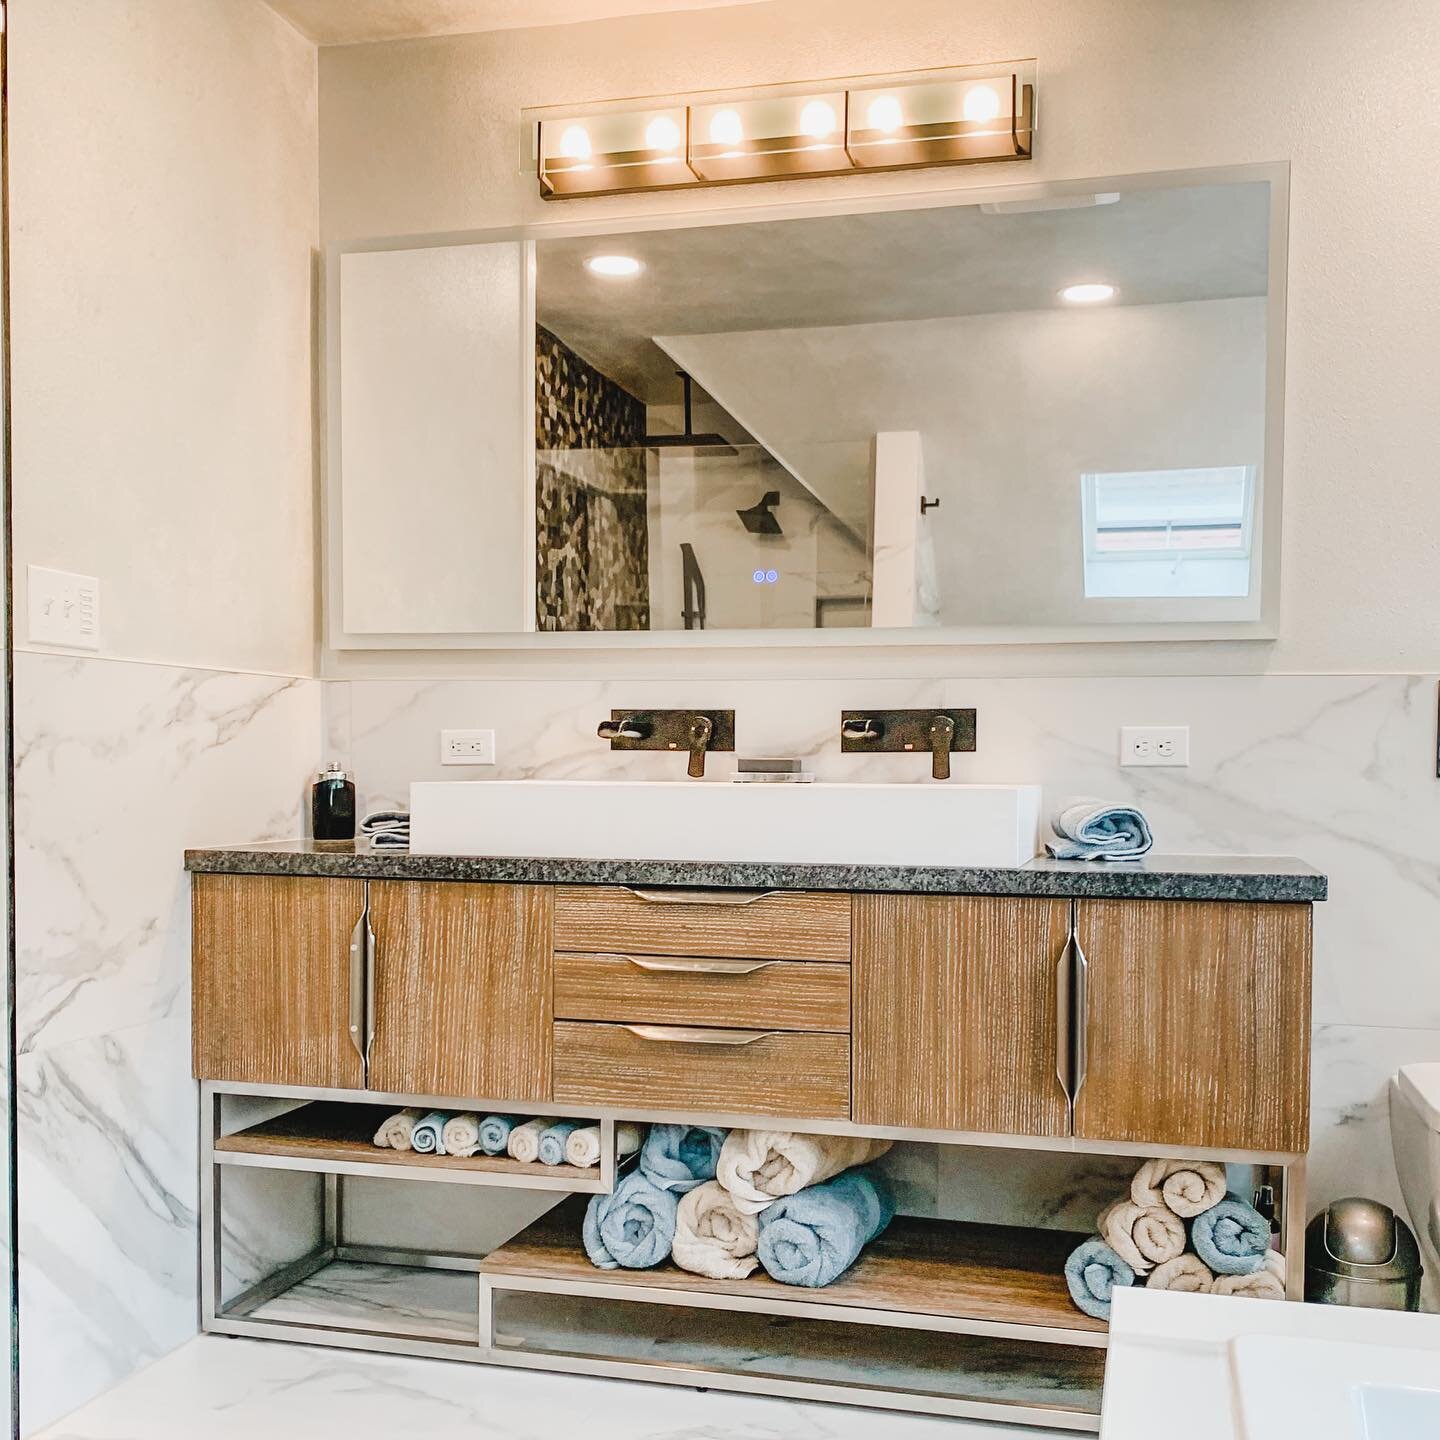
185,840,1327,903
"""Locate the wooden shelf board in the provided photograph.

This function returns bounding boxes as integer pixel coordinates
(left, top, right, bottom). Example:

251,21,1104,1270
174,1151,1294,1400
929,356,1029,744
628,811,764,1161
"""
216,1101,600,1183
480,1197,1104,1337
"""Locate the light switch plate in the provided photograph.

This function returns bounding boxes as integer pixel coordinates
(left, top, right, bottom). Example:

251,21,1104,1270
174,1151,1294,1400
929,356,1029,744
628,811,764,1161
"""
1120,725,1190,767
440,728,496,765
27,565,101,650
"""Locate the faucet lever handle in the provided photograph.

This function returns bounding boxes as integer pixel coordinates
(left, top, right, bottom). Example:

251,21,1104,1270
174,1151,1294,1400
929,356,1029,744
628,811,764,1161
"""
686,714,714,779
929,714,956,781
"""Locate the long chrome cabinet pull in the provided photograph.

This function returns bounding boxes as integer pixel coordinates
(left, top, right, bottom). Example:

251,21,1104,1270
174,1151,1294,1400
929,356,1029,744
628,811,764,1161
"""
621,954,774,976
625,887,777,907
362,905,377,1072
623,1024,770,1046
1072,927,1089,1103
1055,934,1074,1103
348,906,368,1081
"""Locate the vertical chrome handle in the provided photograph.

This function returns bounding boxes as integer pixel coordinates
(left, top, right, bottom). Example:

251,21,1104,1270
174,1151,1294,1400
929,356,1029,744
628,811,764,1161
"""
362,909,377,1069
1055,937,1074,1102
348,910,367,1075
1072,930,1089,1102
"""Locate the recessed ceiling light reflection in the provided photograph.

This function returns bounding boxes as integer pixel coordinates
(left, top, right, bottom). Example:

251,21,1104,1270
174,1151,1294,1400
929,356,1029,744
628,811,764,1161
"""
586,255,644,278
1059,282,1116,304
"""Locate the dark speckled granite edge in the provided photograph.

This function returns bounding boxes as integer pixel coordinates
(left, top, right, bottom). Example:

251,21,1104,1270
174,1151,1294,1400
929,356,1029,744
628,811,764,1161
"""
184,844,1327,903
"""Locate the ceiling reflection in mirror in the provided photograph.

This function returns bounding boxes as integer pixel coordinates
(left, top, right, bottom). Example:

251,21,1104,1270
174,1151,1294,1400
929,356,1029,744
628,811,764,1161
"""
532,177,1275,634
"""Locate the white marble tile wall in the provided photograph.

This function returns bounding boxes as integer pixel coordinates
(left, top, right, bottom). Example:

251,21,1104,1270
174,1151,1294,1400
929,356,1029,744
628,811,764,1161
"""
330,671,1440,1241
14,651,322,1434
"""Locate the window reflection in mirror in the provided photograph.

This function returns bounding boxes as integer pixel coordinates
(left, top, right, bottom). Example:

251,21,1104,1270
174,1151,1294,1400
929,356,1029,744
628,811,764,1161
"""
531,176,1275,633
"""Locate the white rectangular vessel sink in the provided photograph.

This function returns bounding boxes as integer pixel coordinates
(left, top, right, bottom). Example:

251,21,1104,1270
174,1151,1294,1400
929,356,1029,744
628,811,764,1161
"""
409,780,1042,868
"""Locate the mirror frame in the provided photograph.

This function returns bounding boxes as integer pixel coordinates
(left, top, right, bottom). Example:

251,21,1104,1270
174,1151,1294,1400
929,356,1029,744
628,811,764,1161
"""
323,161,1288,652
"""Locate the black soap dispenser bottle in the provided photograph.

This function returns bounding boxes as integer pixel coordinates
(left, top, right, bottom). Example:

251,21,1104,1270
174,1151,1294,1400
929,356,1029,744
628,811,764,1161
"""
312,763,357,841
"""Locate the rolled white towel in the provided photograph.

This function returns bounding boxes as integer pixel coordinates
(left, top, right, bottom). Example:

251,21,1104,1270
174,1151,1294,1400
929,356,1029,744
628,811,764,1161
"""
1146,1253,1215,1293
716,1130,893,1215
506,1118,546,1163
1213,1249,1286,1300
565,1122,643,1169
1131,1158,1227,1219
441,1112,482,1158
1097,1197,1186,1275
673,1181,760,1280
372,1107,424,1151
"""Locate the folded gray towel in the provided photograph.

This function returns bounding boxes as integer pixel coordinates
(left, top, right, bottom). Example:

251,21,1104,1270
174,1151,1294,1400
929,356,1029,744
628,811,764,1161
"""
1046,798,1153,861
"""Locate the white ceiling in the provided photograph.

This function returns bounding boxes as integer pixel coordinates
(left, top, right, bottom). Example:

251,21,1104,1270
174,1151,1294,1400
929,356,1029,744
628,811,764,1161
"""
537,182,1272,402
265,0,772,45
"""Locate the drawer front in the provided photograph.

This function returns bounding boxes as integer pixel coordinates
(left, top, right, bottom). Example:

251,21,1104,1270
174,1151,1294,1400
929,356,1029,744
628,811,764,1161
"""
553,885,850,963
552,1020,850,1118
554,951,851,1032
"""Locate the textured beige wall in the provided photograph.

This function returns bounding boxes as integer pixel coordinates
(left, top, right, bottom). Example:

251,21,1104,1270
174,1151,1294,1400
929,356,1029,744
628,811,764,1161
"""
317,0,1440,675
11,0,319,675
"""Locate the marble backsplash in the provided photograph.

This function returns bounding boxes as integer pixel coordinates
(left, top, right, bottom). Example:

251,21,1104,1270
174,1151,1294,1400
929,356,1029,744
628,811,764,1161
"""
327,669,1440,1249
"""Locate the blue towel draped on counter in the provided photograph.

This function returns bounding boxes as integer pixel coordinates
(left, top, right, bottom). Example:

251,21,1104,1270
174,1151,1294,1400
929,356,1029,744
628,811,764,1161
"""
583,1171,678,1270
1046,799,1154,861
755,1167,895,1288
1191,1194,1271,1276
537,1120,582,1167
639,1124,726,1194
1065,1237,1135,1320
478,1114,524,1156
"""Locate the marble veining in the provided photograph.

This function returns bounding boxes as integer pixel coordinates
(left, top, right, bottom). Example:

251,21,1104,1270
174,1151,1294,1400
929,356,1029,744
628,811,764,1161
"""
185,839,1326,903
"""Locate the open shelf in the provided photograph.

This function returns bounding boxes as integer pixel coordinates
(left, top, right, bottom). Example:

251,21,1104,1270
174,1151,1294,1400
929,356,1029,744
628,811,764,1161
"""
215,1102,608,1191
479,1197,1104,1345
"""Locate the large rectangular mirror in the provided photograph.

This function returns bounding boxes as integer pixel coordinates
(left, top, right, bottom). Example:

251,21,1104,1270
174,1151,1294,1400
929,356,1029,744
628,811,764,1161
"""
327,165,1286,647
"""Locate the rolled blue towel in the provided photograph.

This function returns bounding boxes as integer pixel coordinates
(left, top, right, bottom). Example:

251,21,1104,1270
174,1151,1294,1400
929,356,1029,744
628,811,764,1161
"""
639,1124,726,1193
1191,1193,1270,1276
478,1114,525,1155
583,1170,678,1270
1065,1236,1135,1320
410,1110,450,1156
1046,798,1154,861
537,1120,582,1167
756,1167,895,1288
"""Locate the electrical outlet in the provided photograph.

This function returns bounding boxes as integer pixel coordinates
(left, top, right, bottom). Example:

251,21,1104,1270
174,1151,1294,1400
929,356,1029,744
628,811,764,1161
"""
27,565,101,650
1120,725,1190,767
440,729,496,766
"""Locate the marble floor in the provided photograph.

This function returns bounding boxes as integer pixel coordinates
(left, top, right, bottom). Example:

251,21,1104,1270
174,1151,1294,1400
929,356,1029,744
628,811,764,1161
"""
34,1336,1063,1439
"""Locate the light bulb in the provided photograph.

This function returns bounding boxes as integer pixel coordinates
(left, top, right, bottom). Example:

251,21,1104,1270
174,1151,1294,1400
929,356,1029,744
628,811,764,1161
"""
557,124,592,160
708,108,744,147
798,99,838,139
962,84,1002,123
645,114,682,152
586,255,643,278
1059,282,1116,304
866,95,904,133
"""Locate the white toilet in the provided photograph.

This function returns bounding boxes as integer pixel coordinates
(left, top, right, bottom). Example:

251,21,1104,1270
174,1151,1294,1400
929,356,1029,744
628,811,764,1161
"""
1391,1063,1440,1302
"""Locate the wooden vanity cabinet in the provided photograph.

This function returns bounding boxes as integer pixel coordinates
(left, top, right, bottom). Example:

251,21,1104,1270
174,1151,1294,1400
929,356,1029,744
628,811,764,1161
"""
1072,899,1311,1153
192,874,366,1088
852,894,1072,1137
367,880,552,1099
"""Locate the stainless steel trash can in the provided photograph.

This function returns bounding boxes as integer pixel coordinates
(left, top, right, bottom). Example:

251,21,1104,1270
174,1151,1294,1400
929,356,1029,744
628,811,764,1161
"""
1304,1196,1424,1310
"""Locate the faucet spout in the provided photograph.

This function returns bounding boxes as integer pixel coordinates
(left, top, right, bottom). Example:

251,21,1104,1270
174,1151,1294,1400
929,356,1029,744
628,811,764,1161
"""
686,714,714,779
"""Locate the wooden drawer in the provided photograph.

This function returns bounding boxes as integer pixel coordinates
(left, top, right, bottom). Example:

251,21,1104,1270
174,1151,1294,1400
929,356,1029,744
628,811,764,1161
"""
554,951,850,1032
553,885,850,963
552,1020,850,1118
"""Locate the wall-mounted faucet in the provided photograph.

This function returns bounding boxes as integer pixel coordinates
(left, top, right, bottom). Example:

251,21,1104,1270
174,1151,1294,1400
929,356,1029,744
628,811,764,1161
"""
840,708,976,781
597,709,736,779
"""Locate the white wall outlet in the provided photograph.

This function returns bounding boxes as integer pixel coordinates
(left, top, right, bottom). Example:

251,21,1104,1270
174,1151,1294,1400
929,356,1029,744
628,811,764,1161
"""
1120,725,1190,767
27,565,101,650
440,728,496,766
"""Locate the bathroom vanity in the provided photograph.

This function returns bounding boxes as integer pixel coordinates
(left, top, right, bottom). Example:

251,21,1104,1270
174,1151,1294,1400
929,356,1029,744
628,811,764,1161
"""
186,844,1323,1432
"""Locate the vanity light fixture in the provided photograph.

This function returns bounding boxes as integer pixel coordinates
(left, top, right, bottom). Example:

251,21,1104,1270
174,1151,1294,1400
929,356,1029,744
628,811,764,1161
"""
1059,282,1117,304
585,254,644,278
525,61,1035,198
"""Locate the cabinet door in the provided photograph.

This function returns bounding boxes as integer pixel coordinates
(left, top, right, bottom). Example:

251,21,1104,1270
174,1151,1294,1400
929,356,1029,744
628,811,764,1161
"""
192,874,366,1088
853,894,1071,1136
367,881,552,1100
1073,900,1311,1152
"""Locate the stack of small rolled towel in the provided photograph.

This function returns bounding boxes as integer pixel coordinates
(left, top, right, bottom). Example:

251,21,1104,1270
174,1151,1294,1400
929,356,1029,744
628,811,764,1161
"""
1065,1158,1286,1320
372,1109,641,1168
583,1126,895,1288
